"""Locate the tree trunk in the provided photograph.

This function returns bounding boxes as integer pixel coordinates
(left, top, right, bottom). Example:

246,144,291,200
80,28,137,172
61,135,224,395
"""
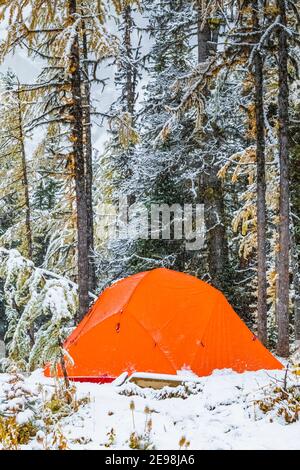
81,19,96,293
123,4,135,117
197,1,229,290
68,0,90,322
197,1,211,64
291,226,300,350
17,87,33,261
252,2,268,346
16,86,34,346
202,171,229,289
122,3,136,206
276,0,290,357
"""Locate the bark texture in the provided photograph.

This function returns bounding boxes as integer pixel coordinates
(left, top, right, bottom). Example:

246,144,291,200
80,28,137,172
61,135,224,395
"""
276,0,290,357
17,87,33,261
252,2,268,345
69,0,90,322
82,19,96,293
197,1,229,291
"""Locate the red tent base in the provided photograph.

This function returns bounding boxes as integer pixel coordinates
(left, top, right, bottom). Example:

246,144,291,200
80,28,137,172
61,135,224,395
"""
69,376,116,384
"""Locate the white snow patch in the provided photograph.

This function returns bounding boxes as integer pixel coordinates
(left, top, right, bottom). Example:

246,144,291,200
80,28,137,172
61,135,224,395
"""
0,368,299,450
16,409,34,425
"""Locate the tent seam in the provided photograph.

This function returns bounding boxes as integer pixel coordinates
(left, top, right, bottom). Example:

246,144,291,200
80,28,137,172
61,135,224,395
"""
127,312,178,374
67,271,150,345
121,269,161,315
190,294,222,369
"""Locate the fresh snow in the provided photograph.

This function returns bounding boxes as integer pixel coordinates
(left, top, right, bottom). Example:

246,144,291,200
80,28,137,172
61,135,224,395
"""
1,368,299,450
128,372,202,382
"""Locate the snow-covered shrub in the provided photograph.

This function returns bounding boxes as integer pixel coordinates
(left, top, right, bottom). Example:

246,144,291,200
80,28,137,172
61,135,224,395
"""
43,381,90,420
118,382,203,400
0,416,38,449
255,385,300,424
0,372,38,449
0,372,90,449
38,381,90,450
0,248,77,370
252,368,300,424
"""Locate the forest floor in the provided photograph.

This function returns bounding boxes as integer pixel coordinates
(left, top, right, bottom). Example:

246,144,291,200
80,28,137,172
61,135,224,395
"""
1,367,300,450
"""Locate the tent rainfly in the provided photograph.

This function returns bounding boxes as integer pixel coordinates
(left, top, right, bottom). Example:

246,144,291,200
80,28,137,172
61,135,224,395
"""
45,268,283,382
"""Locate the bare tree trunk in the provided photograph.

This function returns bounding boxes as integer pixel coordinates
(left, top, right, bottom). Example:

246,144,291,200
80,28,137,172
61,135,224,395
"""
81,19,96,293
276,0,290,357
68,0,90,322
252,1,268,346
16,87,33,261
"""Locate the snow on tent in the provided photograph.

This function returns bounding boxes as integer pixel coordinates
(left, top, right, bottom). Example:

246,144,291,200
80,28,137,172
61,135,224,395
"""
44,268,283,382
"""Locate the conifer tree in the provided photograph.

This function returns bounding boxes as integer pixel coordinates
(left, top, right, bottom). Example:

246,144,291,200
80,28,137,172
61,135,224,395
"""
195,0,230,291
0,72,33,261
0,247,78,370
123,0,198,276
32,123,77,277
0,0,134,320
95,0,142,288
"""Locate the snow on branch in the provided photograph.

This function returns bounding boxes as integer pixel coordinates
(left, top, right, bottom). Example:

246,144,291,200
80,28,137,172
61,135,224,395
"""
0,248,79,371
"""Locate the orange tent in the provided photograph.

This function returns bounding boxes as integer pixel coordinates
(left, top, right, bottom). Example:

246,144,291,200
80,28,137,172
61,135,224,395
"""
45,268,282,381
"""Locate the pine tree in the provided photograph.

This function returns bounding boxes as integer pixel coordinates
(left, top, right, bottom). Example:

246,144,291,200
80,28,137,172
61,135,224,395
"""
95,0,142,288
0,72,33,260
195,1,230,291
123,0,199,276
66,0,90,321
218,1,281,341
0,248,78,370
0,0,135,320
32,123,77,277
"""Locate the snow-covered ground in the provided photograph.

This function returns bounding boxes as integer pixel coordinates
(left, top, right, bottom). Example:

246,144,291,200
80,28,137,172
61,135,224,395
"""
0,370,300,450
0,368,299,450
